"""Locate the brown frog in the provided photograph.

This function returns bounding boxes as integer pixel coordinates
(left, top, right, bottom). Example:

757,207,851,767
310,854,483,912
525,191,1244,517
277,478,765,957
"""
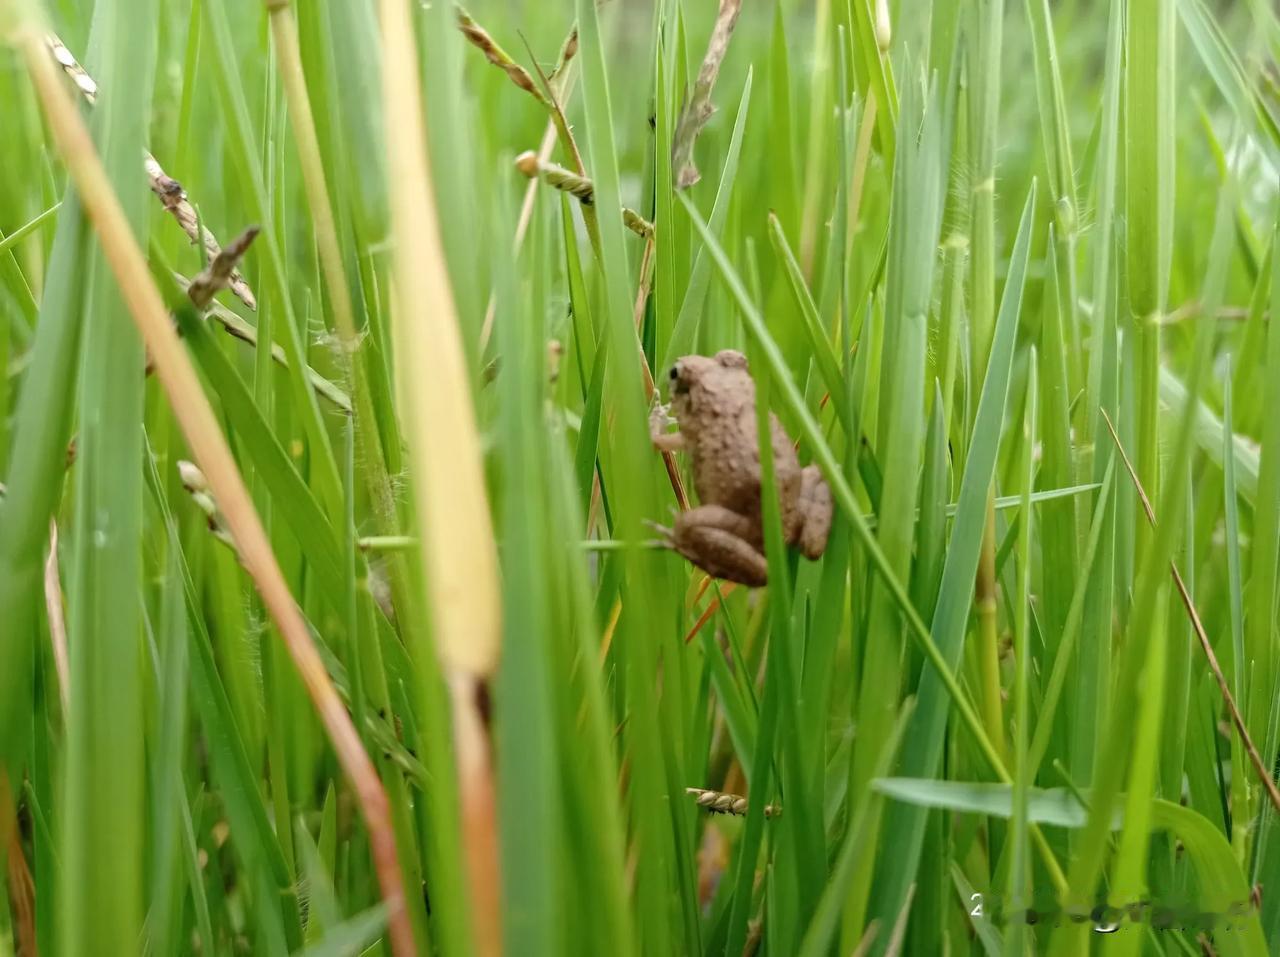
649,349,833,586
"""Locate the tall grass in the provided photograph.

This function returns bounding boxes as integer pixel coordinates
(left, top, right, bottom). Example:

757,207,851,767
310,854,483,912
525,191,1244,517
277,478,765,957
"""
1,0,1279,955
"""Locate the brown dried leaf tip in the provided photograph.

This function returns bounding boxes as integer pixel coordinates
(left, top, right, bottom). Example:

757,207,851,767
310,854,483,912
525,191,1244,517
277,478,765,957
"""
187,226,261,311
686,787,779,819
550,27,579,82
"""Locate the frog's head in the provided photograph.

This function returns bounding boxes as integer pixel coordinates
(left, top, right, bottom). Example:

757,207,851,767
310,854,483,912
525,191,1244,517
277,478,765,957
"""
668,350,751,420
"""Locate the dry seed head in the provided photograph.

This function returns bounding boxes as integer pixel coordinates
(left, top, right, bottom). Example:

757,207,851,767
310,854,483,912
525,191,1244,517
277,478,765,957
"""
178,460,209,493
221,225,261,262
45,34,97,103
145,155,188,209
671,0,742,189
47,32,258,310
152,176,186,210
685,787,779,819
187,226,260,309
560,28,578,63
514,151,595,204
514,150,540,178
623,207,655,239
455,6,545,102
192,492,220,521
49,40,75,67
548,27,579,85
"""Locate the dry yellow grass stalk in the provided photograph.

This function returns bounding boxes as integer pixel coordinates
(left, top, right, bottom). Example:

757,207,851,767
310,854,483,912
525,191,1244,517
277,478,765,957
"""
7,15,413,956
377,4,500,676
378,0,504,953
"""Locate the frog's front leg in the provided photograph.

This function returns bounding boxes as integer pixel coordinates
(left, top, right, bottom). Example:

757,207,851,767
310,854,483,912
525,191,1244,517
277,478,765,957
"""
649,402,685,452
666,505,768,587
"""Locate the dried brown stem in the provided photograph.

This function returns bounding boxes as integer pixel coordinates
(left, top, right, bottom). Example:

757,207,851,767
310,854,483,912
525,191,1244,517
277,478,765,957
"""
682,583,736,645
450,671,503,957
631,238,688,510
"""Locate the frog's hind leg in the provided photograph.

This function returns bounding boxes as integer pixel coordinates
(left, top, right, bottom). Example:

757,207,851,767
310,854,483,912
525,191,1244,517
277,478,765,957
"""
795,465,833,560
670,505,768,587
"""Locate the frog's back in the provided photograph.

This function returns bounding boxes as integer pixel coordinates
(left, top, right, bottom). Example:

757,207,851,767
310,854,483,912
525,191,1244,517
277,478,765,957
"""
688,399,762,513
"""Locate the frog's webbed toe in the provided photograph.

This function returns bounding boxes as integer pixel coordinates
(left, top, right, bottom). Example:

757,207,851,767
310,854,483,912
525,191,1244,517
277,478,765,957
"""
670,505,768,587
795,465,833,560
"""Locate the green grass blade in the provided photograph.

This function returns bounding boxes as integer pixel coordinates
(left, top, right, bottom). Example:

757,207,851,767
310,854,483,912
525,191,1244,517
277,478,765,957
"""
143,442,301,946
2,4,1276,954
0,194,87,771
797,699,912,957
661,71,753,373
198,0,342,514
877,779,1267,953
170,298,349,624
492,197,560,956
1177,0,1280,167
59,3,155,949
293,906,388,957
1246,218,1280,739
575,1,686,949
869,181,1037,935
